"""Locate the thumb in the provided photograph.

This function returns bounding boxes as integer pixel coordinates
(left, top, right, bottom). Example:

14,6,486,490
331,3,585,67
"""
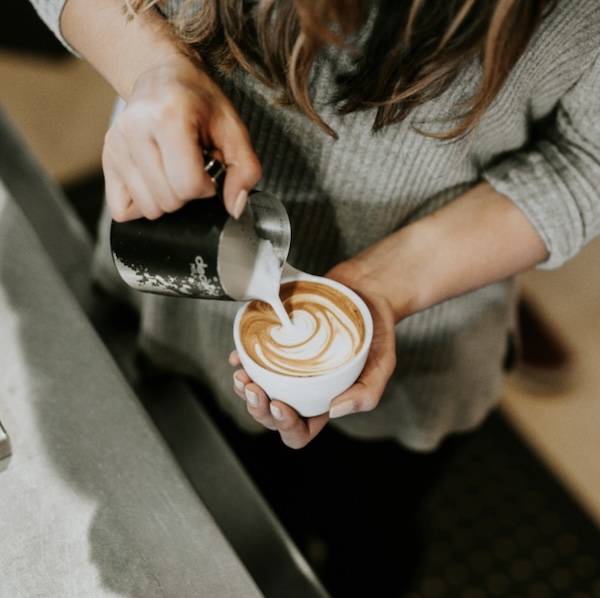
221,147,262,218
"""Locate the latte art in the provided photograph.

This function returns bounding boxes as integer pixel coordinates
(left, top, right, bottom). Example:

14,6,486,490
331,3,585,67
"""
239,280,366,376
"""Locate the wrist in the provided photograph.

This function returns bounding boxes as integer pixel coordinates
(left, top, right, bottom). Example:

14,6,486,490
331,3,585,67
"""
327,256,419,323
336,181,548,325
61,0,197,100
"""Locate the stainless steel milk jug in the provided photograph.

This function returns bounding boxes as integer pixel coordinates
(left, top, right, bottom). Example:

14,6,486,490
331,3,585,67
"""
110,154,291,300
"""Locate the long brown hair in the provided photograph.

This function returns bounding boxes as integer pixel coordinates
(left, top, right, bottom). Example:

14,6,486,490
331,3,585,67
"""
128,0,555,138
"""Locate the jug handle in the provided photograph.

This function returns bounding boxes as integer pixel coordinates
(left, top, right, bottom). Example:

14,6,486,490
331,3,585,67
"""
203,150,227,199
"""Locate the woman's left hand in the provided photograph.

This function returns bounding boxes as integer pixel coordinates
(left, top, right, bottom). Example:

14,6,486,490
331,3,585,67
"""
229,180,552,449
229,261,398,449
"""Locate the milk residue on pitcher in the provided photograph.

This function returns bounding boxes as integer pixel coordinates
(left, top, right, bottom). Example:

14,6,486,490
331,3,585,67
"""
244,238,293,329
218,206,293,329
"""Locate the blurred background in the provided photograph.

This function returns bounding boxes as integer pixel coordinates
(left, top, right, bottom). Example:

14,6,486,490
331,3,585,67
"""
0,2,113,232
3,2,600,595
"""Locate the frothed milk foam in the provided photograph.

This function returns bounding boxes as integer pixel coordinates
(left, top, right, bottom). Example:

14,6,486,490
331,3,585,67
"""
239,280,366,376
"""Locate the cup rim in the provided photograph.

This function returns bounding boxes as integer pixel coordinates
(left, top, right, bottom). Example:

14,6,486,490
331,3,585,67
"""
233,273,373,381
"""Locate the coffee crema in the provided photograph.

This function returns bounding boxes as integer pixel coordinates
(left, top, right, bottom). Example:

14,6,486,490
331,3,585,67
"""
239,280,366,377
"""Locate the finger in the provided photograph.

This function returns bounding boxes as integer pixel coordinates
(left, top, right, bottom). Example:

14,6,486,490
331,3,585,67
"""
228,350,242,367
208,112,262,217
270,401,329,450
220,149,262,218
328,380,376,420
329,305,397,418
331,349,393,416
157,121,217,202
120,167,165,220
104,129,167,221
131,134,184,214
244,382,278,431
232,372,278,430
103,130,143,222
232,370,249,399
158,102,261,217
104,167,144,222
110,110,181,214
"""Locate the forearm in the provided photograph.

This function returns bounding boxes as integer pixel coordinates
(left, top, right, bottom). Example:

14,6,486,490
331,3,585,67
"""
339,182,548,320
60,0,193,100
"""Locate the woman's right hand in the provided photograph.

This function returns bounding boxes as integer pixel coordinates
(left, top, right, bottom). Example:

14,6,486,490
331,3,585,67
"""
103,53,262,222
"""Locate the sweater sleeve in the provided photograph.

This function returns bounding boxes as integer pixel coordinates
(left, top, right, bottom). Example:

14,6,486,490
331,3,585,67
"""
28,0,80,54
484,49,600,270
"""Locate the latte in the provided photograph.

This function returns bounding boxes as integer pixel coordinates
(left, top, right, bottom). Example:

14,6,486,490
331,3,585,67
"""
239,280,366,377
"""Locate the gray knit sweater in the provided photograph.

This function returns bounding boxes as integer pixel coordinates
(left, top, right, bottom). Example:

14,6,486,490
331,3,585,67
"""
31,0,600,450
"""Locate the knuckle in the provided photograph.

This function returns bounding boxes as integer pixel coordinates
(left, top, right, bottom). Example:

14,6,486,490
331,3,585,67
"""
102,134,119,165
142,205,165,221
281,435,308,450
247,408,277,431
143,208,165,220
102,128,114,149
357,391,379,413
172,173,208,200
113,111,140,139
232,152,262,188
154,90,194,122
110,205,129,223
159,194,185,214
247,155,263,185
104,185,130,223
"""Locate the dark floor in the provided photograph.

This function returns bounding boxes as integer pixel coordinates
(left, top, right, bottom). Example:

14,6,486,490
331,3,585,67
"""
197,379,600,598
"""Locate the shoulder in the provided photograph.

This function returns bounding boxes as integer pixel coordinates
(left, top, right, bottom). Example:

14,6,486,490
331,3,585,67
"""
534,0,600,58
516,0,600,109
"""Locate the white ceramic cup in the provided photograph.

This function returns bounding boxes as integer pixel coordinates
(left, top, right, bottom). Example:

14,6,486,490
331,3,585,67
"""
233,270,373,417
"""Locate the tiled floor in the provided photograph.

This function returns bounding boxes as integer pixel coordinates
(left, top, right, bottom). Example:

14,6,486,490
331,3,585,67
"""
2,32,600,534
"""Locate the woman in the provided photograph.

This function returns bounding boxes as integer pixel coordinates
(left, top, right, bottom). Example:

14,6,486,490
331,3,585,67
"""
30,0,600,452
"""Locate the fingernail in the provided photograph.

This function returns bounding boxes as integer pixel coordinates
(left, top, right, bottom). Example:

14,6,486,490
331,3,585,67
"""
245,388,259,408
232,189,247,219
329,401,354,419
270,404,283,421
234,376,245,393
